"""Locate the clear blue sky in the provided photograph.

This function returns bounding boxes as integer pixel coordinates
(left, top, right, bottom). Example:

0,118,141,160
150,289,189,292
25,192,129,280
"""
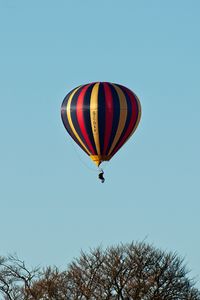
0,0,200,285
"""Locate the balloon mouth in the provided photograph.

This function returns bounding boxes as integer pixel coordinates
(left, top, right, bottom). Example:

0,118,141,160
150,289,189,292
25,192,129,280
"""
90,155,111,167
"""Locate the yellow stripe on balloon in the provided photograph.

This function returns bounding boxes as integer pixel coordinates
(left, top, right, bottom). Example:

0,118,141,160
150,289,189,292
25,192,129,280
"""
108,84,127,156
90,82,101,155
66,87,91,155
129,94,142,139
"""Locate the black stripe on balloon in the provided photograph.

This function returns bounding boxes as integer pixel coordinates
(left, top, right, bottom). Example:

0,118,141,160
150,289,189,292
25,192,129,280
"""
109,85,132,156
98,83,106,154
105,83,120,155
61,90,88,154
82,83,98,155
126,88,139,134
70,86,91,154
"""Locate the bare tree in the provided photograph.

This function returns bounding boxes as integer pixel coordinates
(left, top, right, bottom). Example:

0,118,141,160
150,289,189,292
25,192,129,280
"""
0,255,39,300
0,242,199,300
28,243,200,300
65,243,200,300
26,267,68,300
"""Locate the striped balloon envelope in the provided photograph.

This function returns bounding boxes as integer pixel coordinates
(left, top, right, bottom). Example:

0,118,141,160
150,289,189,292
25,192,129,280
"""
61,82,141,167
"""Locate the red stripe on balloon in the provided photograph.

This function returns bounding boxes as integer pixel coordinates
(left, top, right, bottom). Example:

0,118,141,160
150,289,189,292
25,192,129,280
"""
111,88,139,157
103,82,114,155
76,84,95,154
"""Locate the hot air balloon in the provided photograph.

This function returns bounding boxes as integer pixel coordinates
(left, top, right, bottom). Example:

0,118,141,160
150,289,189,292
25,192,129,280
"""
61,82,141,182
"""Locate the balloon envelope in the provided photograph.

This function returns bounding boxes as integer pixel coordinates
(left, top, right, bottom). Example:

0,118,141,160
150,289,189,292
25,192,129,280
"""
61,82,141,166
